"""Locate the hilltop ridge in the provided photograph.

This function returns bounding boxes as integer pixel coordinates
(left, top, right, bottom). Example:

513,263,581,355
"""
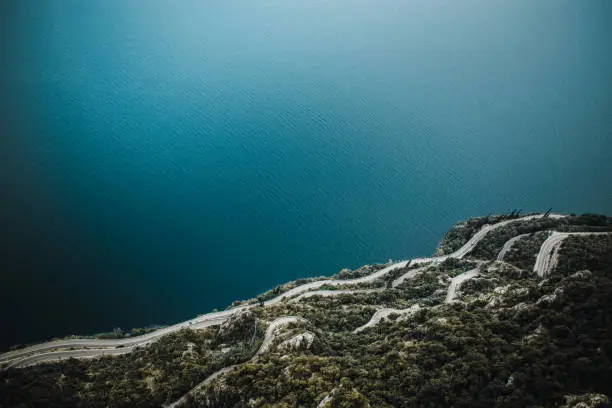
2,211,612,408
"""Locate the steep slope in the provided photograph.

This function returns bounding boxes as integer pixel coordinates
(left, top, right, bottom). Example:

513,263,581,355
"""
1,211,612,408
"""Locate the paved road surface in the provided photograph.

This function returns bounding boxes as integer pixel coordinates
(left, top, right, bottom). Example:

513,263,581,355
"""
2,314,231,368
1,263,412,368
289,288,383,303
391,266,428,288
533,232,612,277
497,233,530,261
317,388,338,408
353,304,421,333
445,269,480,303
1,213,560,368
450,214,564,259
166,316,303,408
5,347,137,369
256,316,304,355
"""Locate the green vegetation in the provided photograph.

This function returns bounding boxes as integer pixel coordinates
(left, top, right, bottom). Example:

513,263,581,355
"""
437,213,519,255
93,325,167,340
469,214,612,260
504,231,549,270
232,264,386,308
191,253,612,407
332,264,387,280
556,234,612,277
2,213,612,407
0,312,264,407
233,276,330,307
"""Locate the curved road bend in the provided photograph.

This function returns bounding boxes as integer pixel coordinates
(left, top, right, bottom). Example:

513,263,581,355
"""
497,233,530,261
391,265,428,288
0,262,412,366
5,347,138,370
353,304,420,333
1,313,232,367
533,232,612,277
1,212,560,367
356,266,482,333
166,316,303,408
4,314,230,369
450,214,565,259
445,268,480,303
273,260,411,301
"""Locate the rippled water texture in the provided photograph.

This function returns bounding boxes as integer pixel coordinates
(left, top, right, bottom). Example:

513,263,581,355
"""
1,0,611,348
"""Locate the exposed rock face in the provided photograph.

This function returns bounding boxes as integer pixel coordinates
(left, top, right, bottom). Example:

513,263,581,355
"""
219,310,256,341
570,270,593,280
317,388,337,408
559,393,609,408
181,342,198,360
335,264,386,280
536,287,564,305
354,304,421,333
486,285,529,309
277,332,316,352
522,324,546,344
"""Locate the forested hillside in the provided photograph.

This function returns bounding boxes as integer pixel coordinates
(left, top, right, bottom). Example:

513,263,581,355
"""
1,213,612,408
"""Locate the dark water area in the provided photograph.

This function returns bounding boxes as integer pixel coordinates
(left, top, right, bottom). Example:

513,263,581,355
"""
1,1,611,349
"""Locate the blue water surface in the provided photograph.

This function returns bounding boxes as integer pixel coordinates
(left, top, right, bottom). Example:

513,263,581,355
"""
1,0,611,348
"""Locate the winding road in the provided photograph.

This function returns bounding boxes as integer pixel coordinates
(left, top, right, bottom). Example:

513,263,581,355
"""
445,268,480,303
317,388,338,408
353,304,421,333
356,264,483,333
0,263,411,368
391,265,428,288
533,232,612,277
166,316,303,408
497,233,530,261
1,314,231,369
289,288,383,303
451,214,564,259
1,212,562,369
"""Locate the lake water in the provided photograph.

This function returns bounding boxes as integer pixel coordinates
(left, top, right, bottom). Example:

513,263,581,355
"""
1,0,611,349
